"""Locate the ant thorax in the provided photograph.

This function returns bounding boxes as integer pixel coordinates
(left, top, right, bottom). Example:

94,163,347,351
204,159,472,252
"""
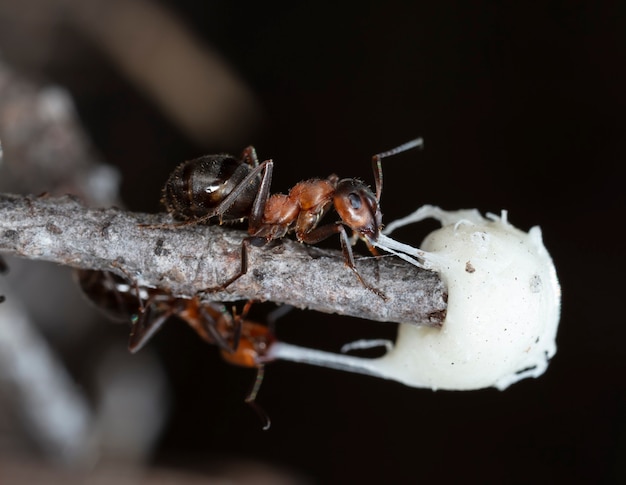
253,177,336,240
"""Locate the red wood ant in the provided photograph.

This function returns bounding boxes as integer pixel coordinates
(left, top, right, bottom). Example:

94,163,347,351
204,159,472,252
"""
76,269,275,428
153,138,423,299
75,269,233,353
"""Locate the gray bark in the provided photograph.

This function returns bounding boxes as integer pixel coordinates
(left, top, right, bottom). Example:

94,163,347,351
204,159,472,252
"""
0,193,447,327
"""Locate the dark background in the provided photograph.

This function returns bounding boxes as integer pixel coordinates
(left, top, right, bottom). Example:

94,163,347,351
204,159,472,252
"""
1,1,624,483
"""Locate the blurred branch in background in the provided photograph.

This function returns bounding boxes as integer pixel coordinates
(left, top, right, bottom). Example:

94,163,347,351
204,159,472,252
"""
0,58,121,202
0,0,261,147
0,57,169,469
0,295,94,465
66,0,261,146
0,455,305,484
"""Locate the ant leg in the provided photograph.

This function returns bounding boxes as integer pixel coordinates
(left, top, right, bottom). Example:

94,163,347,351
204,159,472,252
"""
203,159,271,226
106,260,144,312
231,306,243,352
245,365,271,430
230,299,255,352
336,225,388,301
348,232,380,256
112,264,147,314
195,301,233,351
128,301,174,353
202,159,271,225
201,238,250,293
248,158,274,232
302,223,388,301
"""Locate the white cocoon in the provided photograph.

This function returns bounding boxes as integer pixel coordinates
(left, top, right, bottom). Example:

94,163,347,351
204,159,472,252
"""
376,209,560,390
269,207,561,391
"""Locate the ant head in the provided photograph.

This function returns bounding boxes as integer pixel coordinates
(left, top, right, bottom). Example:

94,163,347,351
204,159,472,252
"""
220,321,275,368
333,179,382,241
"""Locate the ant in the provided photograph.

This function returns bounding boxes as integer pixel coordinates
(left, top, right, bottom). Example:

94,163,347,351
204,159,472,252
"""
76,269,275,428
75,269,232,353
152,138,423,299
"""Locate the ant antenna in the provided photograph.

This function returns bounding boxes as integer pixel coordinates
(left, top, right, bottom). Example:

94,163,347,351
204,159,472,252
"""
245,365,271,430
372,137,424,201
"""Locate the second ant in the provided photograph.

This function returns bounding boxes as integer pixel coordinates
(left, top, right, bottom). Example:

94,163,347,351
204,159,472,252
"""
76,269,275,428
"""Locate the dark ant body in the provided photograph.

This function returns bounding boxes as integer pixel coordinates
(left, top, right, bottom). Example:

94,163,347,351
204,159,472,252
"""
76,269,275,428
154,139,423,299
76,269,232,353
75,269,274,358
161,146,261,224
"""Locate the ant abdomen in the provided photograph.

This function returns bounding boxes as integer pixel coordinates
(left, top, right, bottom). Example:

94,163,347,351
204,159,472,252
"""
76,269,141,323
162,153,261,223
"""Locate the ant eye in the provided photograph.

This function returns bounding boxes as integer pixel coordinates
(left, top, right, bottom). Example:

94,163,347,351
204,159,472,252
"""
348,193,361,210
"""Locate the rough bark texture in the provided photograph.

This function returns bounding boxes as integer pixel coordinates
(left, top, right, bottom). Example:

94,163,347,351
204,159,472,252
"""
0,193,447,326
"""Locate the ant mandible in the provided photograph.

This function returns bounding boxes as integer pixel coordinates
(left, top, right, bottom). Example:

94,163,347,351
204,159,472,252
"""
154,138,423,299
76,269,275,428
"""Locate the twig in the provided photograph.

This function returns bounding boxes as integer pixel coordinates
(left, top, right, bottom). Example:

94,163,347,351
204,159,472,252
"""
0,58,118,466
0,296,94,465
68,0,260,146
0,193,447,326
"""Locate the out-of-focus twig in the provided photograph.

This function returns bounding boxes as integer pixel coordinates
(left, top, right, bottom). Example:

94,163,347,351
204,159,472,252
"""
66,0,261,146
0,193,448,327
0,57,121,202
0,57,167,467
0,57,108,466
0,297,95,466
0,455,305,484
0,0,260,146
